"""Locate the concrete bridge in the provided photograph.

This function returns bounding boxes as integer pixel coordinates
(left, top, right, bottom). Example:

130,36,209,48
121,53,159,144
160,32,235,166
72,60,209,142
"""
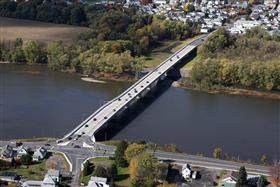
59,35,208,144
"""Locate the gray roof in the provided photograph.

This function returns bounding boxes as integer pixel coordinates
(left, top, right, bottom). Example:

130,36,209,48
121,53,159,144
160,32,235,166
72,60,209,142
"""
1,145,14,158
47,169,60,177
90,176,107,183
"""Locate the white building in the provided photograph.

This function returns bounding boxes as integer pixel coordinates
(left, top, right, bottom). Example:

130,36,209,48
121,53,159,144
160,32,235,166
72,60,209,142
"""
87,177,109,187
22,169,60,187
182,163,192,179
16,146,29,158
32,147,47,161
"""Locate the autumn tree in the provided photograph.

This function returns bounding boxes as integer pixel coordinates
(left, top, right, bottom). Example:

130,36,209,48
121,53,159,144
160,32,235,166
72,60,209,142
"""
213,147,222,159
125,143,145,162
129,152,162,187
269,160,280,187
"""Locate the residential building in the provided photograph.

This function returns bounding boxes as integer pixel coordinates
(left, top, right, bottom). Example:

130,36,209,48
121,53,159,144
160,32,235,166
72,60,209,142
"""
220,171,238,187
22,169,60,187
0,145,15,159
0,172,19,182
32,147,47,162
87,177,109,187
182,163,192,179
46,169,60,183
16,145,29,158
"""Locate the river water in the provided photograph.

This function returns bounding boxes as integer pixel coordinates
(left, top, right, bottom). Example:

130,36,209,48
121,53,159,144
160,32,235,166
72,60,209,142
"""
0,64,279,162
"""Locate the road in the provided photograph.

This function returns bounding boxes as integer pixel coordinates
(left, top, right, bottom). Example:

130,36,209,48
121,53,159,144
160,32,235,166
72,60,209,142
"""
0,139,271,187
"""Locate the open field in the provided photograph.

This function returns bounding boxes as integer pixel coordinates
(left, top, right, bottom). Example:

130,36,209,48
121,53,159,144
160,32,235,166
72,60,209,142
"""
142,35,202,68
81,157,130,186
0,17,90,43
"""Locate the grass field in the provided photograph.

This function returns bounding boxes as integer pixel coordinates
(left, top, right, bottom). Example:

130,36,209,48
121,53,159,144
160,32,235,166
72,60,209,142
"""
6,160,47,181
0,17,90,43
81,157,130,186
141,35,202,68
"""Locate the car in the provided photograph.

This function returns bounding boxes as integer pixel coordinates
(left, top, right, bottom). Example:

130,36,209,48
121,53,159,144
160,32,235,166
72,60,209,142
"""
74,145,80,148
45,143,51,146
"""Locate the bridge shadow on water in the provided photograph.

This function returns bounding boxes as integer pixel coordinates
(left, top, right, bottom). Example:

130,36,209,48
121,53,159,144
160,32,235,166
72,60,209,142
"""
94,48,197,141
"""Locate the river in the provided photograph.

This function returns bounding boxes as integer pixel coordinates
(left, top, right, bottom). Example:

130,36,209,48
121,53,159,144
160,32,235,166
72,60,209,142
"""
0,64,279,162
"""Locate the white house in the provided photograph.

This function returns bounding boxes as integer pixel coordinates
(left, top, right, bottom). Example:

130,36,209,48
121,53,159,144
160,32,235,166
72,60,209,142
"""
154,0,167,5
0,145,15,159
87,176,109,187
32,147,47,161
46,169,60,183
42,174,57,187
221,171,238,187
16,145,29,158
182,163,192,179
22,169,60,187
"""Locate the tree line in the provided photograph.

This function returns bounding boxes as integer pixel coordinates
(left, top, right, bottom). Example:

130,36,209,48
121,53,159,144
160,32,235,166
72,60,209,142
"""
191,27,280,91
0,0,87,25
0,38,141,76
0,0,200,56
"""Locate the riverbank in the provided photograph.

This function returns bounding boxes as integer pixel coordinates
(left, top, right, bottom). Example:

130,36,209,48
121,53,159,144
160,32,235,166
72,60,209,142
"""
178,80,280,100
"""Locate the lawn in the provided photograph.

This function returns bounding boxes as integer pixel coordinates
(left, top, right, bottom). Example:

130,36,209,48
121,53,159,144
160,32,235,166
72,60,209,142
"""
81,157,130,186
0,17,90,43
142,35,202,68
6,160,47,180
99,140,121,147
182,50,202,71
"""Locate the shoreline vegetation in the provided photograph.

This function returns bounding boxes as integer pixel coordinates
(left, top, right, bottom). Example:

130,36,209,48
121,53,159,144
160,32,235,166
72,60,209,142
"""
179,81,280,100
2,61,279,99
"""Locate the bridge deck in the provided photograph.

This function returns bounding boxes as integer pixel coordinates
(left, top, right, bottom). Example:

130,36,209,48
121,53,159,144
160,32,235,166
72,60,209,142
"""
61,35,207,142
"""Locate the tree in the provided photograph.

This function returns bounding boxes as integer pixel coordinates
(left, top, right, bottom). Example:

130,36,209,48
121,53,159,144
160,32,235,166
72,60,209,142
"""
93,166,107,178
213,147,222,159
115,140,128,167
260,155,267,164
83,160,94,176
21,154,32,166
125,143,145,162
257,175,267,187
70,6,86,25
129,152,161,187
236,166,247,187
24,41,44,64
107,163,117,181
183,3,195,13
269,160,280,187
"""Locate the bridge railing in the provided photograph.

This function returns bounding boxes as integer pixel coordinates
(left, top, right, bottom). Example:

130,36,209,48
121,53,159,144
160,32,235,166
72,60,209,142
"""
61,35,207,141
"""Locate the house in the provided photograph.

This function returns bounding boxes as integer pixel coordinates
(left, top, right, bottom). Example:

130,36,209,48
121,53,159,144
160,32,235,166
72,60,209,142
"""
182,163,192,179
42,174,57,187
0,172,19,182
22,180,43,187
16,145,29,158
220,171,238,187
22,169,60,187
154,0,166,5
46,169,60,183
0,145,15,159
32,147,47,161
87,176,109,187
